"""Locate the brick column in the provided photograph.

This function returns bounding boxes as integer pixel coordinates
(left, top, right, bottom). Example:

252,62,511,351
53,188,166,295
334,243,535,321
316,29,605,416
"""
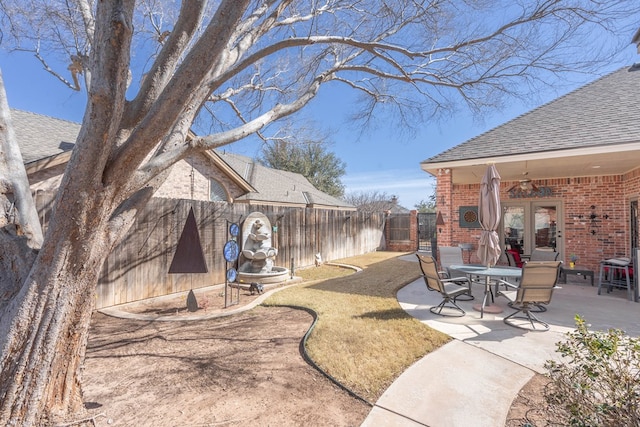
436,168,453,246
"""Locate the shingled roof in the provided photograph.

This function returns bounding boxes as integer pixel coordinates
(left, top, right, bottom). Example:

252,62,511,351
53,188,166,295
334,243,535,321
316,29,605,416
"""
218,152,353,209
11,109,353,210
423,65,640,164
12,109,81,164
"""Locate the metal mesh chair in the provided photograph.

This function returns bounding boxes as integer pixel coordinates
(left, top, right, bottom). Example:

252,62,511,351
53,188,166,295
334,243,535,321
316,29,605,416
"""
497,261,562,331
416,253,470,317
530,249,560,262
437,246,474,300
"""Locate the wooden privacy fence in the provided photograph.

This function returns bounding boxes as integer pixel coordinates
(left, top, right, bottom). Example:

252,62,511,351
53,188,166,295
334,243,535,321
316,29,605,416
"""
35,193,386,308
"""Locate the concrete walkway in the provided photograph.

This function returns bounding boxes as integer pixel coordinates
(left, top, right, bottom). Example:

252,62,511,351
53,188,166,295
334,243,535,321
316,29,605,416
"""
361,253,640,426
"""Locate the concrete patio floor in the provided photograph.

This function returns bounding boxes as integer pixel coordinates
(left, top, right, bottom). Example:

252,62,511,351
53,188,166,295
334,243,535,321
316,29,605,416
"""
401,259,640,371
362,252,640,426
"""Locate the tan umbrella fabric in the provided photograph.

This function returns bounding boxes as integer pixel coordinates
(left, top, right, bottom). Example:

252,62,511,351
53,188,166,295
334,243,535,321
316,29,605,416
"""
477,164,502,267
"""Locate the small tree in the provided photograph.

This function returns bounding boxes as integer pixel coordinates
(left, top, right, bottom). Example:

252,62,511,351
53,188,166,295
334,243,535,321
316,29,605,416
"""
545,315,640,426
259,138,346,198
415,193,437,213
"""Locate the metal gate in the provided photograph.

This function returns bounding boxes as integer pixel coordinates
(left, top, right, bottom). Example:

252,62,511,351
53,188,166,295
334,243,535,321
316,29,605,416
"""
417,212,437,256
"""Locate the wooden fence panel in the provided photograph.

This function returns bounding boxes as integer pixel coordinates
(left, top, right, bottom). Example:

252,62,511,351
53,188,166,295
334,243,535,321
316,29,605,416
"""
34,193,385,308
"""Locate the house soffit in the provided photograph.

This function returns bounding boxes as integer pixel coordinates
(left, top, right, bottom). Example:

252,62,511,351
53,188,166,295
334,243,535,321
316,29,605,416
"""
421,142,640,185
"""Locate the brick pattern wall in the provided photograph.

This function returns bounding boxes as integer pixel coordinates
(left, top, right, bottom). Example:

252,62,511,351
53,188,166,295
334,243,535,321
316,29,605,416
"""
152,153,246,201
28,153,247,203
436,171,636,272
436,168,454,249
447,181,484,264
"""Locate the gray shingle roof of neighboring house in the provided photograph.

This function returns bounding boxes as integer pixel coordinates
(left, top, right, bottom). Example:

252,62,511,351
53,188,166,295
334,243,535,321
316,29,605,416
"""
423,65,640,164
12,109,81,164
218,152,354,209
388,204,410,214
11,109,354,209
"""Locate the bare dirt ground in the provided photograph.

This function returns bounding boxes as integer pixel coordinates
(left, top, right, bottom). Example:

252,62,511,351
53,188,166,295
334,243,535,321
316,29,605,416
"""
82,284,549,427
83,298,371,427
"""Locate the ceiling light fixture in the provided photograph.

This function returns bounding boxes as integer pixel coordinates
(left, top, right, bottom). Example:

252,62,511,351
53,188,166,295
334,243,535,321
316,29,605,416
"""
508,171,538,193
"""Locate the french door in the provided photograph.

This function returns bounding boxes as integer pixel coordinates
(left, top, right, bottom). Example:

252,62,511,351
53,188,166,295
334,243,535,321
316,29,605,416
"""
501,200,564,258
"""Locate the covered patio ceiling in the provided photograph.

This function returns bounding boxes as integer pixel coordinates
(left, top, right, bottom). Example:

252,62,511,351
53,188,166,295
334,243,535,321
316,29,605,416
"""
420,142,640,185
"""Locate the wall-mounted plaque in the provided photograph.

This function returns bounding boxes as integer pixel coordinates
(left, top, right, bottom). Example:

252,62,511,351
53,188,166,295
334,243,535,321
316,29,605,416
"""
459,206,481,228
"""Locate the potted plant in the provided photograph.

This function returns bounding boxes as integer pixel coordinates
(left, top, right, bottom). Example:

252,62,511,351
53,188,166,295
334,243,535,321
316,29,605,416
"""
569,254,578,268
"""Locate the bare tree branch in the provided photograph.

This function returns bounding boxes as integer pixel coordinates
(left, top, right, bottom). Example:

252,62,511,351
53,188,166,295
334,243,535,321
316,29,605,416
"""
122,0,207,128
0,71,43,247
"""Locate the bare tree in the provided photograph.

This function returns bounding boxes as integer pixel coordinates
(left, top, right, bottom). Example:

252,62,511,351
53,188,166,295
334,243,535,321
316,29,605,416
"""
344,190,398,213
0,0,637,424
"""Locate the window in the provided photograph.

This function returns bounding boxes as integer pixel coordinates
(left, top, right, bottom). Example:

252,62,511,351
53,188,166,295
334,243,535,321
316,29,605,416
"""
209,179,228,202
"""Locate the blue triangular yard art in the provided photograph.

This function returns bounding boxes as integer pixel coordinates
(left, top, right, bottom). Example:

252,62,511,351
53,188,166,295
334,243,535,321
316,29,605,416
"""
168,207,208,273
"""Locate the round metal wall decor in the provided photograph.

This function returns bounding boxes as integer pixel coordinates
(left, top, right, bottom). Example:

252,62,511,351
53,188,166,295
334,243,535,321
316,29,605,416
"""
463,209,478,224
223,240,239,262
226,267,237,282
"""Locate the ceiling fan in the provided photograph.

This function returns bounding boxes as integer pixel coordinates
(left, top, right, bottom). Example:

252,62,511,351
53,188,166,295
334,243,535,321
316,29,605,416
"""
507,171,538,193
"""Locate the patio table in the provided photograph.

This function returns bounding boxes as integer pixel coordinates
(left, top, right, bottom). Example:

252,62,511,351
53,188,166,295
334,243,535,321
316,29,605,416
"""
559,265,594,286
448,264,522,318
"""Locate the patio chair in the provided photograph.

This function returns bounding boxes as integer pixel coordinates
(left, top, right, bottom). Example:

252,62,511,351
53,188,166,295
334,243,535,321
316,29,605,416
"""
505,249,524,268
530,248,560,262
437,246,474,300
416,253,470,317
496,261,562,331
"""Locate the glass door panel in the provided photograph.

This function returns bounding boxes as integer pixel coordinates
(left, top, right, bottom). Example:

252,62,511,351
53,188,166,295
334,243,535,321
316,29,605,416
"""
534,205,557,250
503,206,525,255
501,201,563,261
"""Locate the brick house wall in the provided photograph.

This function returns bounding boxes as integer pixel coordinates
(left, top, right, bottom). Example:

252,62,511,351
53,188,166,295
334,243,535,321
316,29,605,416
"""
28,152,247,203
436,169,635,273
154,152,247,201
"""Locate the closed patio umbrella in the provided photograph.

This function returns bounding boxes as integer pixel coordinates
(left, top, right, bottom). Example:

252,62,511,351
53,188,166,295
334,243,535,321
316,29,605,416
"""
477,164,501,267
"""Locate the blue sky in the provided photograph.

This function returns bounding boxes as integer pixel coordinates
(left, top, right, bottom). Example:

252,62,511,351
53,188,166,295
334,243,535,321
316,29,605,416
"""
1,35,638,209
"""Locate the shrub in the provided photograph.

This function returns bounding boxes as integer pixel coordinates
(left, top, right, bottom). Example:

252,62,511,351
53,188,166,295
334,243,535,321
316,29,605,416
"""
544,315,640,426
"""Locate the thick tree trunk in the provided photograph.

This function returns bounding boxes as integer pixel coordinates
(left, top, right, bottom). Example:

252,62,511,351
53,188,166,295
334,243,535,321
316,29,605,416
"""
0,190,114,425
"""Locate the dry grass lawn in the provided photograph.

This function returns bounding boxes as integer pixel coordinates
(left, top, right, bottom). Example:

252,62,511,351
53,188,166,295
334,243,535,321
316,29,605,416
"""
264,251,451,403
